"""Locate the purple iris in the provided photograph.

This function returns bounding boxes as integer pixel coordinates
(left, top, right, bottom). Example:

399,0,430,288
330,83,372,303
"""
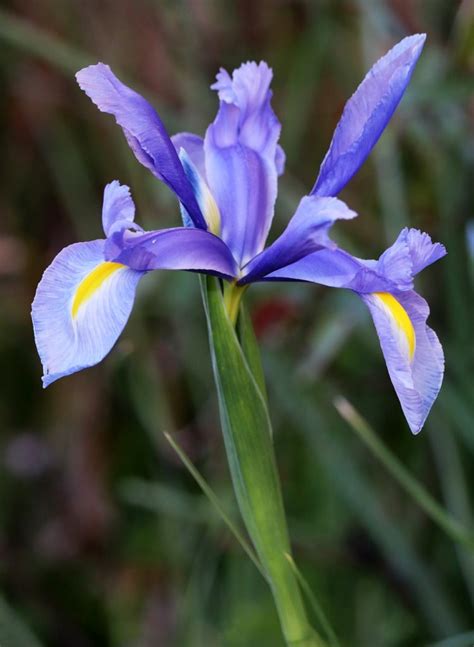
32,33,445,434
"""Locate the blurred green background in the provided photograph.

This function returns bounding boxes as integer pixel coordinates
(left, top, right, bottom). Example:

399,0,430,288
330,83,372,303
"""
0,1,473,645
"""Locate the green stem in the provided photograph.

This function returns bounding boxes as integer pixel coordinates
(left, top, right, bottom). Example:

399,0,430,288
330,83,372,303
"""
335,396,474,551
202,277,324,646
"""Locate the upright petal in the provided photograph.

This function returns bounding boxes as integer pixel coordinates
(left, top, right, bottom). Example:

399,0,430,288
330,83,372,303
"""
204,62,282,265
102,180,138,237
312,34,426,197
172,132,206,177
76,64,206,229
362,290,444,434
393,227,447,273
178,148,221,234
105,226,238,279
240,196,357,283
32,240,143,387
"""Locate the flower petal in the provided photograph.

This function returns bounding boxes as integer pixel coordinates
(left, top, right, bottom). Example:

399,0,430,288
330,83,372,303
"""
362,290,444,434
102,180,138,237
312,34,426,197
76,64,206,229
240,196,357,284
172,132,206,177
105,226,238,279
32,240,143,387
204,61,281,265
260,226,438,292
395,227,447,273
178,148,221,234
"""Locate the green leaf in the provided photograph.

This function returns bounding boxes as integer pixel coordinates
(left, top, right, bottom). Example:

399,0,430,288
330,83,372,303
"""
237,303,268,403
201,276,322,647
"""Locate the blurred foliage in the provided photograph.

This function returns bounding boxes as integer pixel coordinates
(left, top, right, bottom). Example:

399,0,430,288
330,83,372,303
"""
0,0,473,645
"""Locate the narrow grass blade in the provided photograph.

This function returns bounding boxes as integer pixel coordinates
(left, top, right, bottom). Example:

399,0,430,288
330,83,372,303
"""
285,554,340,647
163,431,266,579
334,396,474,551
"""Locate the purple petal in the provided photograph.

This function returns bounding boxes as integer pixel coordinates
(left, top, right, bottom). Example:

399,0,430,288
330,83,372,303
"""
102,180,138,237
204,61,281,265
105,226,238,279
261,226,440,292
312,34,426,197
178,149,221,233
240,196,357,284
171,132,206,178
76,64,206,229
32,240,143,387
262,247,365,286
395,227,447,273
362,290,444,434
275,145,286,176
260,242,412,292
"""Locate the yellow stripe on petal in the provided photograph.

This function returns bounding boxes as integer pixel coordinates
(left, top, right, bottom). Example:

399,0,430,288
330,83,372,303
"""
373,292,416,360
72,262,125,318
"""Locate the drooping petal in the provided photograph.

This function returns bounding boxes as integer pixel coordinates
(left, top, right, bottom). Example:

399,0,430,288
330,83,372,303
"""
362,290,444,434
204,61,282,265
102,180,138,237
105,226,238,279
76,64,206,229
240,196,357,284
312,34,426,197
32,240,143,387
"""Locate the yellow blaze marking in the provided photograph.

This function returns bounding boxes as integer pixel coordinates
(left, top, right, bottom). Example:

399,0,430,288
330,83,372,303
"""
204,189,221,236
72,262,124,318
373,292,416,360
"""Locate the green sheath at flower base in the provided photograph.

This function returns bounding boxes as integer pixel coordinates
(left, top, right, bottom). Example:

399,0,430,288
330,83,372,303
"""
201,276,324,647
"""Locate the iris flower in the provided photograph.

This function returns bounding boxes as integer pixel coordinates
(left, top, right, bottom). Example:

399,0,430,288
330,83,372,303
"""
32,33,445,434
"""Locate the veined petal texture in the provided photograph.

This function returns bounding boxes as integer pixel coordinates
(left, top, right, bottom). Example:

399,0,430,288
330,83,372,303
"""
32,240,143,387
312,34,426,197
204,62,282,266
76,64,206,229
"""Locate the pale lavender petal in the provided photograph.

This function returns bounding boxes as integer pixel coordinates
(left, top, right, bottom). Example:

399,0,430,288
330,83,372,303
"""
101,180,138,237
362,290,444,434
76,64,206,229
240,196,356,283
204,61,281,265
32,240,143,387
395,227,447,273
275,144,286,176
105,226,238,279
312,34,426,197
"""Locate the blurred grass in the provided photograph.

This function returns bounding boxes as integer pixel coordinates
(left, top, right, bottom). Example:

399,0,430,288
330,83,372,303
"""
0,0,473,646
